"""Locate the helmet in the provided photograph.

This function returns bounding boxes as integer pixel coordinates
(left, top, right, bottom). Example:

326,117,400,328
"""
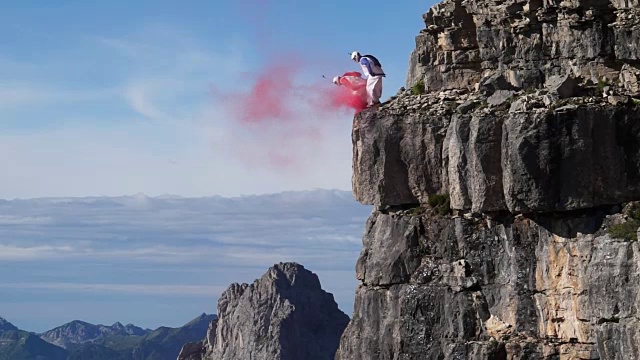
332,76,341,85
350,51,360,62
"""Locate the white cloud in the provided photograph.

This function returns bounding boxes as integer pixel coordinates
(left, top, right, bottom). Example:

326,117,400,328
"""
0,244,354,273
0,85,50,107
0,244,212,263
0,83,118,109
0,282,223,296
0,190,369,264
124,80,172,121
0,245,75,261
0,215,53,225
94,26,250,123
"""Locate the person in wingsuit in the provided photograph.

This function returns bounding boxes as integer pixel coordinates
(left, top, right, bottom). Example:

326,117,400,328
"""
350,51,385,107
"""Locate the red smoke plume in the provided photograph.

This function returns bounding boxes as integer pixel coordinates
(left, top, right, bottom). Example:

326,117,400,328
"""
210,63,364,170
235,64,296,124
229,0,366,120
326,86,368,113
210,0,364,170
218,62,366,125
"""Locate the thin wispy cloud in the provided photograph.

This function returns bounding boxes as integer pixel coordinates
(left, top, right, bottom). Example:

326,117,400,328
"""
124,81,173,121
0,245,75,261
93,26,249,122
0,85,50,107
0,282,223,296
0,83,118,109
0,215,53,225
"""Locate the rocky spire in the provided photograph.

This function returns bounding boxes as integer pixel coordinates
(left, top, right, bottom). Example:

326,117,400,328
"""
179,262,349,360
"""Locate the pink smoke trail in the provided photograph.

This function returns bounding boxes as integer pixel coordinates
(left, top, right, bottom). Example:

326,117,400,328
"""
210,62,365,170
215,62,365,123
210,0,364,170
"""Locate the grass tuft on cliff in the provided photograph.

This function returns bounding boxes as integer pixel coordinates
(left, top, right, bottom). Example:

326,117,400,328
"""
609,221,639,241
407,206,426,216
428,194,450,216
609,204,640,241
595,79,610,94
412,80,425,95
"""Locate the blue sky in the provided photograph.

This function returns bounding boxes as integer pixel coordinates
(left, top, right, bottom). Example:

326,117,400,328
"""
0,0,433,199
0,0,436,332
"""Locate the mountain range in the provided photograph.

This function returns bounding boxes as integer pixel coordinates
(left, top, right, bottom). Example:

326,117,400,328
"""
0,313,215,360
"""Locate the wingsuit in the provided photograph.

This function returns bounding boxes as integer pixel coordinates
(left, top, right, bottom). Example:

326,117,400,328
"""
332,71,368,110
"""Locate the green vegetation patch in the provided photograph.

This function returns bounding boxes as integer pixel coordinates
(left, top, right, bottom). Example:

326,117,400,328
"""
428,193,451,216
609,221,640,241
608,204,640,241
412,80,425,95
596,79,610,94
407,206,426,216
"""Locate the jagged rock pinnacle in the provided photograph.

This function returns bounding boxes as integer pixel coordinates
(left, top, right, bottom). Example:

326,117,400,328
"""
179,262,349,360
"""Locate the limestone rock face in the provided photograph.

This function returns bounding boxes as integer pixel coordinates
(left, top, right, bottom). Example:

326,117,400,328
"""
178,263,349,360
353,95,640,213
406,0,640,94
336,210,640,359
340,0,640,358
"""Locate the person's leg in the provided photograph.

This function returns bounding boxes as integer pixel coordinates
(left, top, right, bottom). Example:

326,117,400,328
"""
372,76,382,104
366,77,375,106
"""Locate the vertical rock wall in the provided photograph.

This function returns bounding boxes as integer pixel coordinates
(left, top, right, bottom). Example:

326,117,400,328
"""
338,1,640,359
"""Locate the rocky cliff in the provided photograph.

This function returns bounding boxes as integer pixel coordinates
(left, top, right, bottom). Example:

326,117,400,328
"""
337,0,640,359
406,0,640,95
178,262,349,360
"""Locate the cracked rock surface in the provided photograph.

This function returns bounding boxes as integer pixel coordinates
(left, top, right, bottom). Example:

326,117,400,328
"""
406,0,640,95
354,90,640,213
336,209,640,359
338,0,640,359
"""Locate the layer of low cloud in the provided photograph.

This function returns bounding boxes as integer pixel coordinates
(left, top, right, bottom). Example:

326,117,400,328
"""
0,282,222,296
0,190,371,332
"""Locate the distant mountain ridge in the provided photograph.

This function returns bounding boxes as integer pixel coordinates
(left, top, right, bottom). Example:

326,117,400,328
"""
40,320,149,349
0,317,67,360
0,317,18,332
0,314,215,360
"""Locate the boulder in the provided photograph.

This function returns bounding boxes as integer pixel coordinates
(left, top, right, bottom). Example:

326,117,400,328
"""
545,75,579,99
